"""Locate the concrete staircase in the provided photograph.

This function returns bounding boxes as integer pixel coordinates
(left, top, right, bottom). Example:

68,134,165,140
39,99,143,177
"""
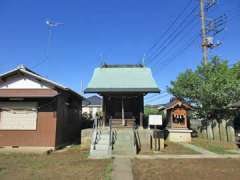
112,129,136,156
89,128,112,159
112,119,135,128
89,128,137,158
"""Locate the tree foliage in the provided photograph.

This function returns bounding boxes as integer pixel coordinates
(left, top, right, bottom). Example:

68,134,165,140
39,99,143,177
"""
168,57,240,120
144,106,163,116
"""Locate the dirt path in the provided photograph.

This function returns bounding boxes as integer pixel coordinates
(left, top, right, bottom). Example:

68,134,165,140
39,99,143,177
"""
112,157,133,180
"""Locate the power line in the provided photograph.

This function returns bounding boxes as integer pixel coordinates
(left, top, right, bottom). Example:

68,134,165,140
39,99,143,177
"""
145,93,170,102
146,5,199,66
145,91,168,101
149,19,199,69
152,33,199,74
145,94,171,103
145,0,194,59
145,94,159,100
145,93,166,100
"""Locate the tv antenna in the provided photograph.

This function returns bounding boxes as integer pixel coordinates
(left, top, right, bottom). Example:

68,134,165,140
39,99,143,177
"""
46,20,64,27
31,19,64,69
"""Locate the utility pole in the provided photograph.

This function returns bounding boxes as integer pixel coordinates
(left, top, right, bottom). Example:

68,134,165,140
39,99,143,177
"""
200,0,208,65
199,0,225,65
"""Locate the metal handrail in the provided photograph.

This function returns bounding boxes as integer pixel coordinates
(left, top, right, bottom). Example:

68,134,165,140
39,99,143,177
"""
92,117,102,150
133,121,141,154
109,116,112,148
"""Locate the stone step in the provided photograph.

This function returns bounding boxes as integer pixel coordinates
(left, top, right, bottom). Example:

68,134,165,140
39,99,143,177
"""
97,142,110,146
112,121,134,125
94,144,110,151
116,136,132,139
112,125,135,127
114,148,133,151
112,121,135,124
99,136,109,140
89,129,112,159
112,119,135,124
100,133,109,135
112,126,134,129
112,129,136,156
98,140,109,144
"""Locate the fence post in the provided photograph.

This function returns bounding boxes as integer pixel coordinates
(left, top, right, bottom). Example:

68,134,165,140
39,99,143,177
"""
207,120,214,140
226,119,235,142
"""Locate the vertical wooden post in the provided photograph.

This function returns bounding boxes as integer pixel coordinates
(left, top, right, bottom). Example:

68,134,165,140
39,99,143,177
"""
140,95,144,128
150,135,152,150
184,111,188,128
102,95,106,127
170,111,173,129
121,96,125,126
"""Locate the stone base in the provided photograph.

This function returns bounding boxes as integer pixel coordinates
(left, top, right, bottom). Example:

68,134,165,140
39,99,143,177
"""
168,129,192,143
0,146,54,154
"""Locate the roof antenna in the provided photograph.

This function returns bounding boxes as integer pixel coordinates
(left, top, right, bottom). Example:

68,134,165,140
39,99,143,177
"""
46,20,64,27
100,53,107,67
44,19,64,60
80,80,83,94
31,19,64,69
142,54,146,66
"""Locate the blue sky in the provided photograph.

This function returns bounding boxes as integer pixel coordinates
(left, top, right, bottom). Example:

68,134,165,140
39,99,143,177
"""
0,0,239,104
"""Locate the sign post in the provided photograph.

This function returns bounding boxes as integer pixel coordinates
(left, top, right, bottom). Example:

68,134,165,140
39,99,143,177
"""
148,115,164,151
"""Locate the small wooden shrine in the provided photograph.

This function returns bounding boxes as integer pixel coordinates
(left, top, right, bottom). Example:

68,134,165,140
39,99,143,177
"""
165,97,192,142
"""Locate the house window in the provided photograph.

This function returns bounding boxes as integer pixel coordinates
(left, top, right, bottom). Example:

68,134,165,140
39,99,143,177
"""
0,102,38,130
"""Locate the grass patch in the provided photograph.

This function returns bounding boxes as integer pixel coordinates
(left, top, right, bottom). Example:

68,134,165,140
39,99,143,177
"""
139,141,199,155
133,158,240,180
192,138,239,154
0,146,112,180
104,161,113,180
0,167,7,175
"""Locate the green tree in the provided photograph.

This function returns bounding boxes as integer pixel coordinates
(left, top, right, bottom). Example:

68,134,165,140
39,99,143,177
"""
168,57,240,121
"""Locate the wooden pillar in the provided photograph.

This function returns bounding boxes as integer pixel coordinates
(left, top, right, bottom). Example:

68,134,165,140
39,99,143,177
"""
184,111,188,128
140,95,144,128
170,111,173,129
102,95,106,127
121,96,125,126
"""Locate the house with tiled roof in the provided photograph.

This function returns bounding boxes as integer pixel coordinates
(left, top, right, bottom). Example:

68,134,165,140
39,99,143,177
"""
0,65,84,149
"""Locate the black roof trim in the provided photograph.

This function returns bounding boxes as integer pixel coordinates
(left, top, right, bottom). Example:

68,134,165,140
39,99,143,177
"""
101,64,144,68
85,88,160,93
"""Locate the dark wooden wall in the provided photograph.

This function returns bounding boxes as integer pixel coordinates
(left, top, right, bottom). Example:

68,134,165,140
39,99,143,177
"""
55,92,82,147
102,93,144,126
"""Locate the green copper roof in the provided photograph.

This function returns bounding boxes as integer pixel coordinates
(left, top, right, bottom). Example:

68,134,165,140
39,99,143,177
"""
85,66,160,93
